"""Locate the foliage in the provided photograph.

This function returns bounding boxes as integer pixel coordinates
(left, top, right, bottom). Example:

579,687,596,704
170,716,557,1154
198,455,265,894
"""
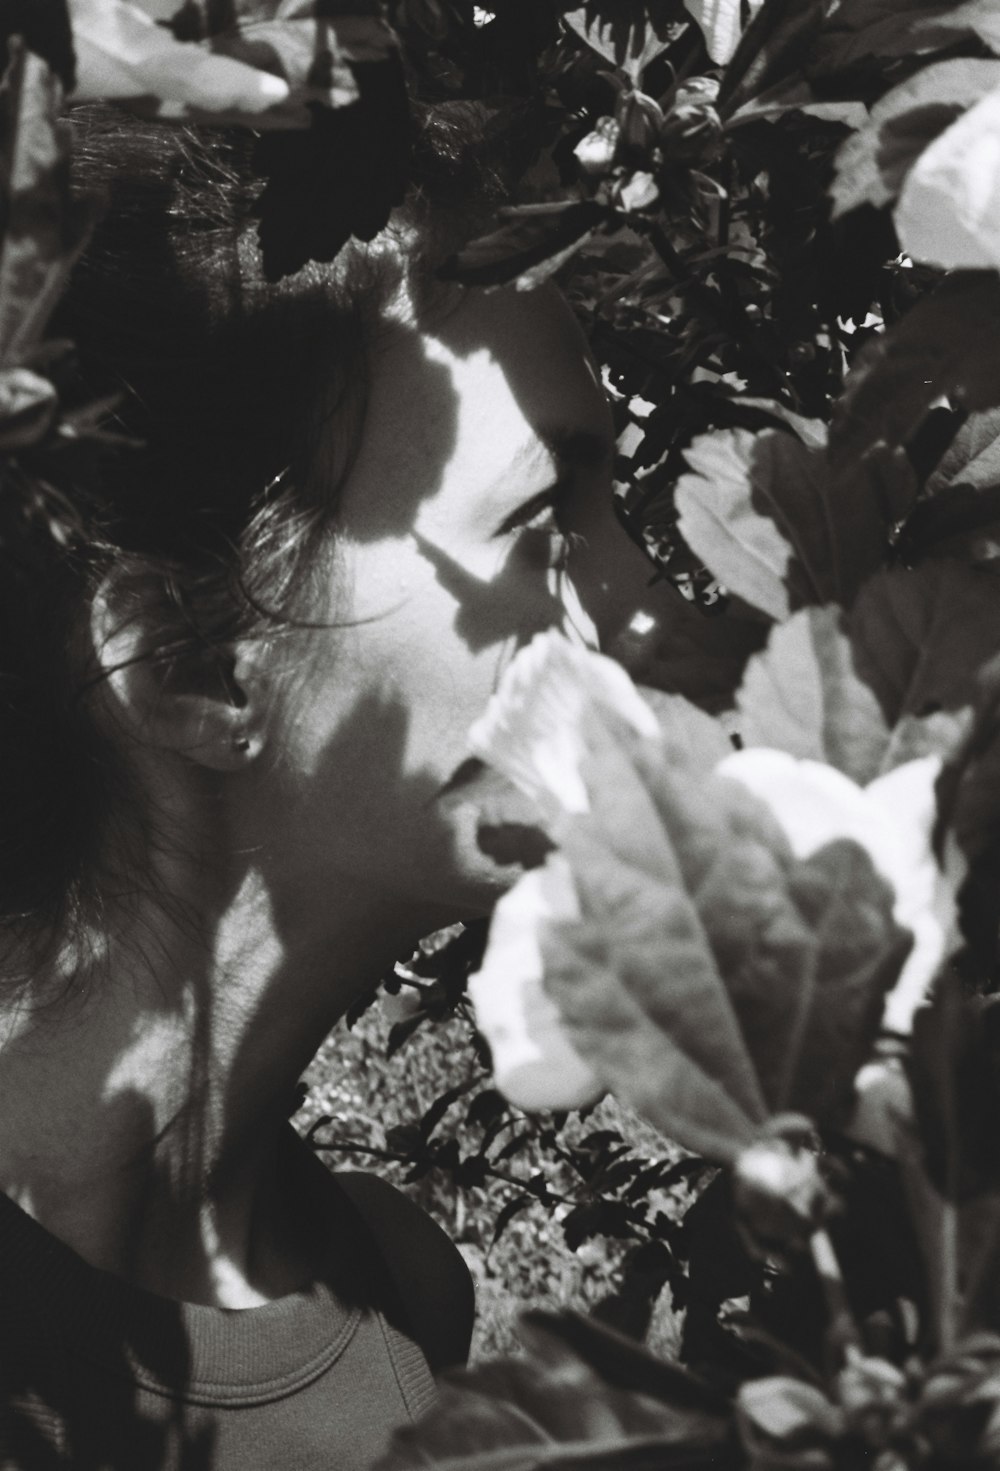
9,2,1000,1469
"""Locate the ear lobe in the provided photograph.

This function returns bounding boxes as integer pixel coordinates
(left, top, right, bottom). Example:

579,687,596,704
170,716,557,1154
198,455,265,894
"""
89,572,262,772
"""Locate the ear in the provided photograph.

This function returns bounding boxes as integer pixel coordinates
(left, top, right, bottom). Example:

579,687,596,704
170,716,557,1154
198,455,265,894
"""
89,571,265,773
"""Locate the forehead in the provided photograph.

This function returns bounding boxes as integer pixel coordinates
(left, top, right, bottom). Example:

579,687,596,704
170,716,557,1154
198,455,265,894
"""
336,283,611,539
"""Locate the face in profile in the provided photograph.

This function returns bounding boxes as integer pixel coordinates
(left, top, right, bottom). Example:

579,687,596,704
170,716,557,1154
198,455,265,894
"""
243,283,656,933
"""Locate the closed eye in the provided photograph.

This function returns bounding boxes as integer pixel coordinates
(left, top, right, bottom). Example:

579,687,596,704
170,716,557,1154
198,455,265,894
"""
495,481,570,538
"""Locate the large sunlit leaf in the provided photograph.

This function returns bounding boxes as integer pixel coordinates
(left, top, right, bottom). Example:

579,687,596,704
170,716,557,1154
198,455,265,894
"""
895,84,1000,272
68,0,397,124
830,273,1000,470
540,735,912,1149
468,634,932,1153
675,428,913,621
830,59,1000,220
0,39,91,368
376,1312,732,1471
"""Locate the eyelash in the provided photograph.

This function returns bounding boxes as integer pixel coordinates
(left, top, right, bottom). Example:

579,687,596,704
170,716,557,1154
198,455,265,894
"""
500,484,579,569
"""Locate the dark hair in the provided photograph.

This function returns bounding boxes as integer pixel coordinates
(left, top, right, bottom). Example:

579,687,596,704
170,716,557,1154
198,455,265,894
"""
0,101,501,955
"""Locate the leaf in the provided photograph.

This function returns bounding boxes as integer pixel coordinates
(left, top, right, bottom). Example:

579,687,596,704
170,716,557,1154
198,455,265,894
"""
927,408,1000,499
69,0,400,124
438,203,612,291
491,1193,535,1247
737,606,892,784
541,725,910,1149
683,0,763,67
909,976,1000,1200
737,1377,841,1443
69,0,296,118
830,272,1000,470
0,39,91,368
737,563,998,784
812,0,1000,72
251,47,411,278
728,76,868,128
717,0,824,120
562,7,675,84
675,428,914,620
675,429,797,621
375,1312,731,1471
830,59,1000,219
1,0,76,90
910,0,1000,55
898,409,1000,562
850,561,1000,744
895,84,1000,272
612,592,768,716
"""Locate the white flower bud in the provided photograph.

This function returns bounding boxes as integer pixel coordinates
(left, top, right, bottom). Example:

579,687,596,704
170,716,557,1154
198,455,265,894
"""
574,116,620,176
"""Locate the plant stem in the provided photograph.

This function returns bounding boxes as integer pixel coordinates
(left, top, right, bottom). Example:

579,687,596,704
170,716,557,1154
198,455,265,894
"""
810,1226,861,1357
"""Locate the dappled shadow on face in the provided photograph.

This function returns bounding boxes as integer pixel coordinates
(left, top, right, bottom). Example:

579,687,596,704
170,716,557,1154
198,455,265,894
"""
412,530,564,654
429,286,672,657
333,323,460,542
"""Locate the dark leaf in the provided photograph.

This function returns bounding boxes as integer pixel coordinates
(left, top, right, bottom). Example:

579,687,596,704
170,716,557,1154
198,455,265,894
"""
718,0,825,120
438,202,613,291
491,1192,535,1246
466,1087,508,1130
419,1081,470,1140
927,408,1000,499
617,591,768,715
830,273,1000,470
252,48,410,278
1,0,75,90
0,39,92,367
909,974,1000,1200
562,1199,635,1250
831,60,1000,219
375,1311,732,1471
849,561,1000,754
519,1311,726,1416
675,428,914,620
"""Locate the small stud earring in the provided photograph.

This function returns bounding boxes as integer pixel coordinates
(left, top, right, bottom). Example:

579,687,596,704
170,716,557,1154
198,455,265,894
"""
233,734,251,755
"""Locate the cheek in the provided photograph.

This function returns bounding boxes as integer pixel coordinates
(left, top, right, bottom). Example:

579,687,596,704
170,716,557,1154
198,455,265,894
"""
286,540,510,793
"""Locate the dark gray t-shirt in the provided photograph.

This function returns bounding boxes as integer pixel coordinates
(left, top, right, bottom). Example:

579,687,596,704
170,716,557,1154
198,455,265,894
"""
0,1133,473,1469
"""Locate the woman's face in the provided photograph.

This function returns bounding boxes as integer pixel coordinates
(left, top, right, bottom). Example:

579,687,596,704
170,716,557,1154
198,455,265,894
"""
251,284,658,930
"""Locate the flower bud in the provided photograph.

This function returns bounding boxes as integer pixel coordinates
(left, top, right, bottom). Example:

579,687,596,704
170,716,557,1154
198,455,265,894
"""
0,368,57,452
615,170,660,213
574,116,620,176
732,1131,831,1253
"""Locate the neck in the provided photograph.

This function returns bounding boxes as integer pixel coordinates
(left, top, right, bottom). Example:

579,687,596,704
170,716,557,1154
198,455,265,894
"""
0,866,429,1308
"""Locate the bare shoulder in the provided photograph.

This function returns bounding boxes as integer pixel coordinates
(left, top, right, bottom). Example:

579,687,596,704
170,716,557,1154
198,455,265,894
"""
336,1170,475,1373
